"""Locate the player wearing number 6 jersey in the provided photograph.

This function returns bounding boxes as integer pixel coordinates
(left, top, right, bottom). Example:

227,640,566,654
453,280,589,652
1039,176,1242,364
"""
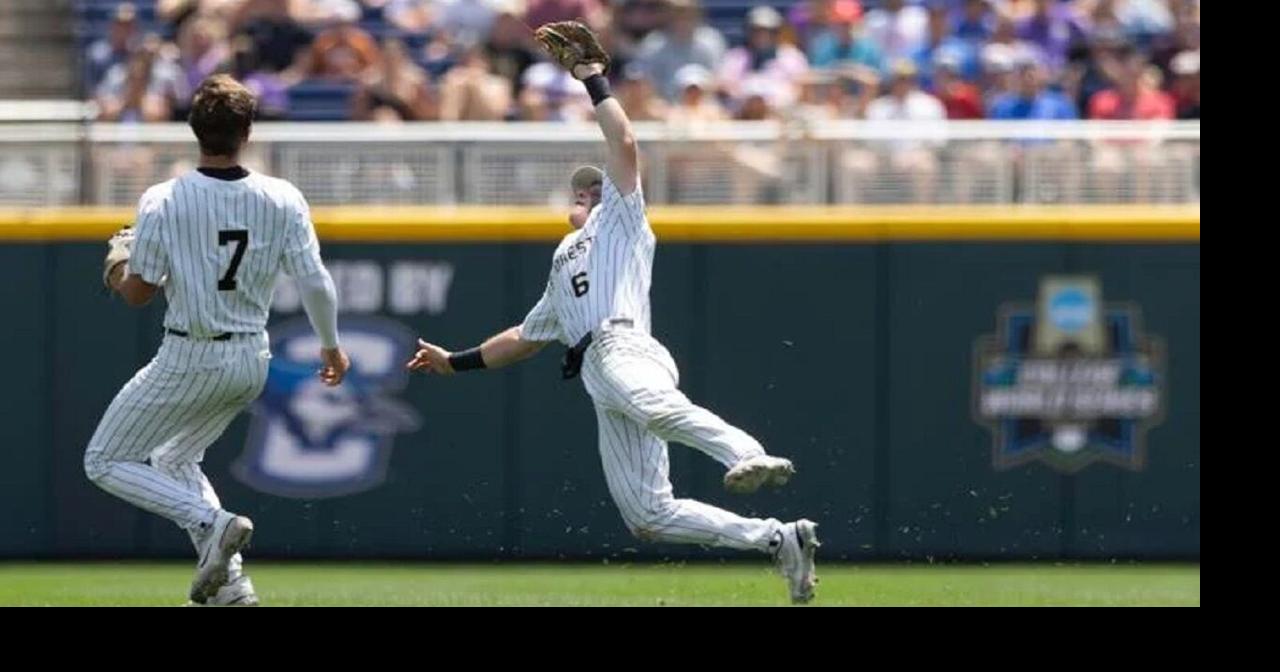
406,22,819,604
87,75,350,606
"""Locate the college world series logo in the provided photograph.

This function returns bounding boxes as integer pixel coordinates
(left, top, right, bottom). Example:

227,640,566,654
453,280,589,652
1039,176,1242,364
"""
973,276,1166,472
233,316,422,498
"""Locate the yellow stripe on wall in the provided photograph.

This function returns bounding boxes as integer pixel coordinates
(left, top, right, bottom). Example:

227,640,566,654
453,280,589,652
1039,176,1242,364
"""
0,205,1200,242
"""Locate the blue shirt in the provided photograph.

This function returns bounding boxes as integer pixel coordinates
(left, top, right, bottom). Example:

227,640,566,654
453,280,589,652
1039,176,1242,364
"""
808,30,884,71
988,90,1078,120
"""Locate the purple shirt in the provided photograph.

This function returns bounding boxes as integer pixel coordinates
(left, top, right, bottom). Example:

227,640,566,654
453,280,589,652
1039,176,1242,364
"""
1016,6,1086,72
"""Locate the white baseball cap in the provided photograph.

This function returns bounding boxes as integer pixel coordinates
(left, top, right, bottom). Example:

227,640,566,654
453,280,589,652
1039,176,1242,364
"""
674,64,712,90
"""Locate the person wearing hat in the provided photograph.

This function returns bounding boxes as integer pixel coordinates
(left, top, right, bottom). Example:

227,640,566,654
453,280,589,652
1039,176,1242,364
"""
865,58,945,123
614,63,669,121
931,50,983,119
666,63,726,123
635,0,727,101
407,21,821,604
862,0,929,63
717,5,809,109
1169,49,1198,120
86,3,141,94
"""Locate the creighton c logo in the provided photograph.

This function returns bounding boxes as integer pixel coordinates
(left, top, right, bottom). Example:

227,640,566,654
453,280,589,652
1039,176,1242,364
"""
233,316,421,498
973,276,1166,472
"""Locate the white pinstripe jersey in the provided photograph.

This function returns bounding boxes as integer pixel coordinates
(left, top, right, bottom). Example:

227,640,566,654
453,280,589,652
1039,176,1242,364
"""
130,170,325,337
521,176,654,346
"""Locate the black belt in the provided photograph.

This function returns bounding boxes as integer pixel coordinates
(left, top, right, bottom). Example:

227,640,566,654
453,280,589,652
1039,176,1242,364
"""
561,332,593,380
561,319,633,380
165,328,232,341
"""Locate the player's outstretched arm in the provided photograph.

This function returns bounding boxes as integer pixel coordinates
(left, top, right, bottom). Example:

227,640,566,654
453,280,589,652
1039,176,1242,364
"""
406,326,549,376
577,63,639,196
534,21,638,194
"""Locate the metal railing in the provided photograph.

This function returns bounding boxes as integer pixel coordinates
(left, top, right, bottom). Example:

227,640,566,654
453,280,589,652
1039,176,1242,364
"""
0,114,1201,207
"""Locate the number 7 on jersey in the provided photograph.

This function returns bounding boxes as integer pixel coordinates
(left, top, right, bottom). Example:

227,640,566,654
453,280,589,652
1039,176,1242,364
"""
218,229,248,291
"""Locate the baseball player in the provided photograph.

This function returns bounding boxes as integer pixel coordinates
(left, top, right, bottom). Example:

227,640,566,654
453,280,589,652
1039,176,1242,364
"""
407,22,819,603
88,75,349,606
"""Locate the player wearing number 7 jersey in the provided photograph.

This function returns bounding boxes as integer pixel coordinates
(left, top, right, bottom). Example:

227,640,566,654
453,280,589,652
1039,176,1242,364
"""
406,22,820,604
86,75,350,606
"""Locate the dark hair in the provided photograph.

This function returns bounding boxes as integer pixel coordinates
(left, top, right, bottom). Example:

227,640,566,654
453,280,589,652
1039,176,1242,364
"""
188,74,256,156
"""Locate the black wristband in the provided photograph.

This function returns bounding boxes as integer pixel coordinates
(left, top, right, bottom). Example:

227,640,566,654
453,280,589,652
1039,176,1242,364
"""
583,73,612,107
448,347,487,372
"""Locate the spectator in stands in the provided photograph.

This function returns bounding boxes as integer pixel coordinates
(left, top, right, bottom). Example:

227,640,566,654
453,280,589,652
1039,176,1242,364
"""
988,53,1076,119
609,0,671,74
229,35,289,119
525,0,606,28
666,63,726,124
865,59,946,123
1150,0,1198,77
384,0,434,33
794,70,838,122
731,79,774,121
979,42,1016,105
1094,0,1174,48
231,0,314,73
862,0,929,63
159,1,241,31
718,6,810,111
355,39,438,120
439,43,513,120
1086,44,1177,201
387,0,501,43
289,15,383,82
294,0,367,30
635,0,726,102
1068,27,1127,112
96,36,182,123
485,4,541,99
854,60,946,201
1168,50,1198,120
177,17,232,104
86,3,141,95
954,0,995,43
615,64,669,121
518,61,593,121
912,2,980,86
1087,49,1173,120
807,0,884,74
1015,0,1087,74
932,52,983,119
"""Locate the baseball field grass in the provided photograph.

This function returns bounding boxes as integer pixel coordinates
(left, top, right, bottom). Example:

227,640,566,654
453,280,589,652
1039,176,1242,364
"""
0,561,1199,606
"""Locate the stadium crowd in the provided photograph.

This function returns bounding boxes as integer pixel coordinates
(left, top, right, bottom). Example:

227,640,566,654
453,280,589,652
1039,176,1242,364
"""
81,0,1199,124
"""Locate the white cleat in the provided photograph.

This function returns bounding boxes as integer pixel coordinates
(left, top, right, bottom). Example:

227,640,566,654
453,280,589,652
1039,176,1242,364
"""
773,519,820,604
724,455,795,494
189,511,254,604
186,576,259,607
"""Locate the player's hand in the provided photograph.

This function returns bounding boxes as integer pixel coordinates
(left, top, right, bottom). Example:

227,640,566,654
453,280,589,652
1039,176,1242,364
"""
405,338,455,375
319,346,350,386
572,62,605,81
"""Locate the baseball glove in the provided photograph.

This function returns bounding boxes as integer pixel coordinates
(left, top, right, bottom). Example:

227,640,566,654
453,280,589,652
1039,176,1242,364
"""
534,20,611,77
103,224,135,288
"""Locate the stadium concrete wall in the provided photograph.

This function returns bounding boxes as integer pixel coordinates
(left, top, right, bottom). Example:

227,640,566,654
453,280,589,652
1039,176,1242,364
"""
0,206,1200,560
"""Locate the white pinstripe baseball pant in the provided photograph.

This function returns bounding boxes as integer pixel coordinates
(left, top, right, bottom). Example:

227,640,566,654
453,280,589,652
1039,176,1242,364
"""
581,330,782,551
84,333,270,571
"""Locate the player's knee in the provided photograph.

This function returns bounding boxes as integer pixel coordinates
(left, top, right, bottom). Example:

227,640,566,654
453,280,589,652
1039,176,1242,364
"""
626,501,678,542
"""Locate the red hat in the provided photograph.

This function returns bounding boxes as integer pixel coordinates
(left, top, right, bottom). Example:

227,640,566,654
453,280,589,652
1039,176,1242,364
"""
831,0,863,24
